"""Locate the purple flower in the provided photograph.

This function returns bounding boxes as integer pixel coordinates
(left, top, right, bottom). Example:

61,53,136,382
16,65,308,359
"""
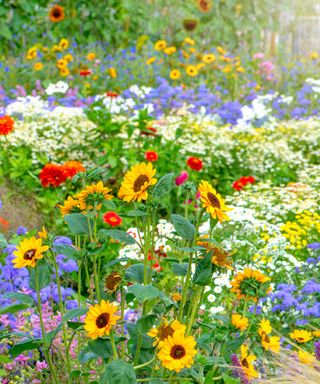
307,242,320,250
16,226,27,236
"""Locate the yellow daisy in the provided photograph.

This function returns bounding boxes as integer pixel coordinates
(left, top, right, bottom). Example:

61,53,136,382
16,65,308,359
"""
34,62,43,71
118,162,157,203
154,40,167,51
58,196,82,216
297,350,316,365
108,67,117,78
78,181,113,211
202,53,216,63
12,237,49,269
56,59,68,69
289,329,313,344
84,300,120,339
60,67,70,77
231,314,249,331
164,46,177,55
148,320,186,346
64,54,74,63
185,65,198,77
87,52,96,61
59,38,69,50
170,69,181,80
146,57,156,65
38,226,48,239
157,331,197,373
198,180,232,222
239,345,258,380
26,47,37,60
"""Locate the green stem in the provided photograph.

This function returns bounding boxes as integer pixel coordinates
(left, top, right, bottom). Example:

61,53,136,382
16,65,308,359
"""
134,356,155,370
186,286,204,335
110,331,118,359
35,265,59,384
120,288,125,359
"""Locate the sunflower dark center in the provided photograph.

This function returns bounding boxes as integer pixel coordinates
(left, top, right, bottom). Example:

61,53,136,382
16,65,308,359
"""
170,345,186,359
95,313,110,328
157,325,174,341
53,8,62,17
23,249,36,260
207,192,220,208
241,358,249,368
133,175,149,192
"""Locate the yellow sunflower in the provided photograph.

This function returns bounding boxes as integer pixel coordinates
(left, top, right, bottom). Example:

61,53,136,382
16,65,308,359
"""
231,314,249,331
78,181,113,211
170,69,181,80
148,320,186,346
60,68,70,77
58,196,82,216
157,331,197,372
185,65,198,77
154,40,167,51
26,47,37,60
297,350,316,365
12,237,49,269
56,59,68,70
34,62,43,71
108,67,117,78
239,345,258,380
164,46,177,55
59,38,69,50
202,53,216,63
289,329,313,344
84,300,120,339
230,268,271,302
198,180,232,222
258,320,280,353
64,54,74,63
118,162,157,203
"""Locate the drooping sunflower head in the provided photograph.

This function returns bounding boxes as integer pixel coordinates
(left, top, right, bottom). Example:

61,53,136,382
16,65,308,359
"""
198,180,232,222
12,237,49,269
59,196,82,216
104,271,122,294
49,5,65,22
118,162,157,203
84,300,120,339
230,268,271,302
239,344,258,380
148,320,186,347
78,181,113,210
157,330,197,373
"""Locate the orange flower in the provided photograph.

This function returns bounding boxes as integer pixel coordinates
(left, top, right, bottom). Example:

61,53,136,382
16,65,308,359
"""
49,5,65,22
0,116,14,135
63,161,86,179
103,212,122,227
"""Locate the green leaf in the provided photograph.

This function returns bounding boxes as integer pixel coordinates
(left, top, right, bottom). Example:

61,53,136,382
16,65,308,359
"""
126,210,147,217
101,360,137,384
125,264,147,283
65,213,89,235
53,245,81,259
225,334,246,353
3,293,34,306
136,314,157,334
172,263,189,276
171,214,195,241
128,284,161,302
62,308,88,322
88,338,113,358
153,173,174,199
0,24,11,40
0,233,7,249
0,304,30,315
10,339,41,358
193,253,212,286
67,321,84,330
78,345,97,364
222,374,241,384
99,229,137,245
29,262,51,290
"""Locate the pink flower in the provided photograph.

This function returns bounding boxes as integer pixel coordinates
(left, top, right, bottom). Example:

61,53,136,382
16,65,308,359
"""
36,360,48,371
175,171,189,186
253,52,264,60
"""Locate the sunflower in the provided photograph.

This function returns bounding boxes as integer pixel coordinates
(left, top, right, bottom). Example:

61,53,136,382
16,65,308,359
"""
239,345,258,380
108,67,117,78
12,237,49,269
148,320,186,347
78,181,113,210
64,54,73,63
157,331,197,372
164,46,177,55
289,329,313,344
146,57,156,65
297,350,316,365
170,69,181,80
258,320,280,353
202,53,216,63
231,314,249,331
197,0,212,13
59,196,82,216
84,300,120,339
105,272,122,294
56,59,68,70
198,180,232,222
26,47,37,60
185,65,198,77
34,62,43,71
230,268,271,302
154,40,167,51
118,162,157,203
59,38,69,50
49,5,65,22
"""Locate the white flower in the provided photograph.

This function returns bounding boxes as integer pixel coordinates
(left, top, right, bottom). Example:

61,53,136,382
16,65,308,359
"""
207,294,216,303
213,286,222,294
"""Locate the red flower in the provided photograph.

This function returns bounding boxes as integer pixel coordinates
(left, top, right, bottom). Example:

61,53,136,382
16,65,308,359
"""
140,126,157,137
144,151,158,162
0,116,14,135
63,161,86,179
80,69,92,77
103,211,122,227
39,163,67,187
106,91,119,98
0,216,9,231
232,176,255,191
186,157,203,171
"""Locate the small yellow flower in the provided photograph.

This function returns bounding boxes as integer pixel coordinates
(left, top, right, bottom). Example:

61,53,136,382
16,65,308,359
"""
172,293,181,302
60,67,70,77
185,65,198,77
217,46,227,55
170,69,181,80
154,40,167,51
297,350,316,365
87,52,96,61
146,57,156,65
51,44,62,53
38,226,48,239
64,54,74,62
309,52,319,60
34,62,43,71
26,47,37,60
184,37,195,45
59,38,69,50
164,46,177,55
56,59,68,69
289,329,313,343
236,66,245,73
202,53,215,63
108,67,117,78
231,314,249,331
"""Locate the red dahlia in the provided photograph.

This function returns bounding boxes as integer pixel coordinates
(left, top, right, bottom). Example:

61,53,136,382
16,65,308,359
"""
0,116,14,135
232,176,255,191
39,163,67,187
186,156,203,171
103,211,122,227
144,151,158,162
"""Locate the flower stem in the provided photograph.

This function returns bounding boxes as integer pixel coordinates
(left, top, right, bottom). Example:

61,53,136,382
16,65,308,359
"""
110,331,118,360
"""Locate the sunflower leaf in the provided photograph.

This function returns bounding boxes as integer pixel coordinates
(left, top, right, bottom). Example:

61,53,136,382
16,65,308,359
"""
99,229,137,245
171,214,195,241
101,360,137,384
153,173,174,199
